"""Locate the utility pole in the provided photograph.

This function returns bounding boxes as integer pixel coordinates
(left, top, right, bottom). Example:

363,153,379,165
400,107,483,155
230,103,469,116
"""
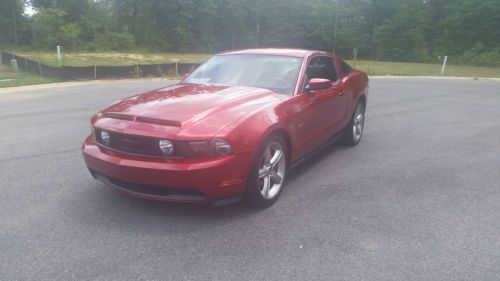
13,1,18,46
232,29,236,50
333,0,340,53
256,0,260,48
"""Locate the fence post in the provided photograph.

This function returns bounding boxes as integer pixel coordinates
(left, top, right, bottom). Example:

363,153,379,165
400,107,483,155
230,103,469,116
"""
38,62,42,76
94,65,97,80
136,64,140,78
10,59,18,72
172,59,180,79
353,48,358,68
441,56,448,75
24,57,27,70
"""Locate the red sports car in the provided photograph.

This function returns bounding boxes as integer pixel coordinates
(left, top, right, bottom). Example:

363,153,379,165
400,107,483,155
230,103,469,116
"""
82,48,369,207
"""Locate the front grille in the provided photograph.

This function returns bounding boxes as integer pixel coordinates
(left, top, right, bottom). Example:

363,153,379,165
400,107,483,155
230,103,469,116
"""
95,129,181,157
96,129,161,156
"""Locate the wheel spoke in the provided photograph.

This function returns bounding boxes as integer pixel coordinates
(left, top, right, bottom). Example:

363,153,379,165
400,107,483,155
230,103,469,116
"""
356,114,363,123
261,176,271,198
269,150,283,168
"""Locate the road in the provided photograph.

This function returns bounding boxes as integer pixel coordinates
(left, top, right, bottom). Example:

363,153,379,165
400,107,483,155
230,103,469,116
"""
1,78,500,281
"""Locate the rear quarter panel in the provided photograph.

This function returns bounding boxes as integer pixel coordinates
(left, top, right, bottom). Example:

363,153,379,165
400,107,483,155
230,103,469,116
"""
342,69,369,121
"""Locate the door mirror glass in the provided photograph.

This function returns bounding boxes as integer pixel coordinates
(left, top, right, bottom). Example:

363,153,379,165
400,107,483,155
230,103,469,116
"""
306,78,331,92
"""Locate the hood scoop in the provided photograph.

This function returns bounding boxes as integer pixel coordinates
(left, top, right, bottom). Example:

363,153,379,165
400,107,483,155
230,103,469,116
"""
136,116,181,127
104,112,134,121
104,112,181,127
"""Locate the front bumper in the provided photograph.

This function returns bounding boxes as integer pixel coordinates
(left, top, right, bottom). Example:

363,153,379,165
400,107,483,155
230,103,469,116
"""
82,135,253,204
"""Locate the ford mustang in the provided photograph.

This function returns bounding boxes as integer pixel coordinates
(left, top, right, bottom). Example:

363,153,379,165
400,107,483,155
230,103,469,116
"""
82,48,369,207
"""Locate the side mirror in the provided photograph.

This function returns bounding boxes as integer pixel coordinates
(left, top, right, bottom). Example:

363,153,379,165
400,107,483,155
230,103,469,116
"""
306,78,332,92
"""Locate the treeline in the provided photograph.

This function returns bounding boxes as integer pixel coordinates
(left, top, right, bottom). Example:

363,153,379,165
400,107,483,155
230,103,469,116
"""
1,0,500,66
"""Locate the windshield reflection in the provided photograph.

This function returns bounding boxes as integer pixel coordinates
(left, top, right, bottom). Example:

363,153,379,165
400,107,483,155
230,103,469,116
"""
184,54,303,95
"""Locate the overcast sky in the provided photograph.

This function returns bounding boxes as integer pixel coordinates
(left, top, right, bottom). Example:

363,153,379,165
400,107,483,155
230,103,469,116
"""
25,4,36,16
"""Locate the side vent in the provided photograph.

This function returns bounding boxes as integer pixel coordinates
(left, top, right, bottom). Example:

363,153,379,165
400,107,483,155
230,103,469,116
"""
136,117,181,127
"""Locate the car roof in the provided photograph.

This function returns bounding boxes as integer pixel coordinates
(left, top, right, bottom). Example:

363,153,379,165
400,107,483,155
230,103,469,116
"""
218,48,332,58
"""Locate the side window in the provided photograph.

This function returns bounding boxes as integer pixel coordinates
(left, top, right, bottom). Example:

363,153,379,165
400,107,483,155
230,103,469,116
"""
305,56,338,84
341,60,351,75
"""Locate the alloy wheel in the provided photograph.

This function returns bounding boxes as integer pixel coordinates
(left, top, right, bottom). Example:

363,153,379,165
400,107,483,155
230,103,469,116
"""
258,141,286,199
352,103,365,142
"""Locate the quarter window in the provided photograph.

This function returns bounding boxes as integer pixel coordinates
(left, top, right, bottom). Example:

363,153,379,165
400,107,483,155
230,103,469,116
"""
341,60,352,75
305,56,338,83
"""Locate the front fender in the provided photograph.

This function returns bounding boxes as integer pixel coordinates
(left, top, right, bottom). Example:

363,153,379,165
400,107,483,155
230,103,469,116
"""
214,106,292,156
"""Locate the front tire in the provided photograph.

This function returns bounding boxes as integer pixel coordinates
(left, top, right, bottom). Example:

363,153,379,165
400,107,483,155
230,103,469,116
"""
342,100,365,146
245,135,288,208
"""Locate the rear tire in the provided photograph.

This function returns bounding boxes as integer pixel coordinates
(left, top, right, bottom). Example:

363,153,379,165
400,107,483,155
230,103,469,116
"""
245,135,288,208
341,100,365,146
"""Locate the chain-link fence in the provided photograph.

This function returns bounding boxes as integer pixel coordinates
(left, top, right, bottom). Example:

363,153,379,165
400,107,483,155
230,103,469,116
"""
0,51,200,81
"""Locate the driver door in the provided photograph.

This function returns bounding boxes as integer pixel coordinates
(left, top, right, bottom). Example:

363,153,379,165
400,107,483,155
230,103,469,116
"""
289,56,346,157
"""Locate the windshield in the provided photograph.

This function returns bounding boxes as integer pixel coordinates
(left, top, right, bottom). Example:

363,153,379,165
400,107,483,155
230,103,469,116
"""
184,54,303,95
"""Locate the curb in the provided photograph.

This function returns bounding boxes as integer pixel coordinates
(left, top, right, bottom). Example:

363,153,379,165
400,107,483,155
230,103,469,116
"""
1,76,498,94
370,75,500,81
0,78,178,94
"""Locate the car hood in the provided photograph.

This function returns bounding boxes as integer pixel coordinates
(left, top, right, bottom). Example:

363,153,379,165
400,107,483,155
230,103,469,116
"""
94,83,281,139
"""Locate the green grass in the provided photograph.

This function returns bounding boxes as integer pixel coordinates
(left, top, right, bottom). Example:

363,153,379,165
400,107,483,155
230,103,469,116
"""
13,51,500,78
0,64,62,88
349,60,500,78
14,51,211,67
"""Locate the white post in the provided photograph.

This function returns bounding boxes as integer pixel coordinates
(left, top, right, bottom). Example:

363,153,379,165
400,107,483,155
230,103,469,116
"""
56,45,62,65
172,59,180,79
353,48,358,68
441,55,448,75
10,59,18,72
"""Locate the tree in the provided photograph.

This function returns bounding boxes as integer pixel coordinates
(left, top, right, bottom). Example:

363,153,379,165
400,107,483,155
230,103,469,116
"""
32,8,66,49
0,0,25,46
1,0,499,66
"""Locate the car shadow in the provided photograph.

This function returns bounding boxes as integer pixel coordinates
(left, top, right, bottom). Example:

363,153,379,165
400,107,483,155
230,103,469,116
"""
288,140,349,182
62,141,348,236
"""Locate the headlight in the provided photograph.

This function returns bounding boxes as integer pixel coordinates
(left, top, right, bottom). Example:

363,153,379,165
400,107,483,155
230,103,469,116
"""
189,141,213,155
188,140,232,156
213,140,232,155
100,131,110,146
159,139,174,156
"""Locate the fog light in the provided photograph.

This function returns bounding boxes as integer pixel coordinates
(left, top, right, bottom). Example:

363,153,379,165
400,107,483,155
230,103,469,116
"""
100,131,110,146
159,139,174,156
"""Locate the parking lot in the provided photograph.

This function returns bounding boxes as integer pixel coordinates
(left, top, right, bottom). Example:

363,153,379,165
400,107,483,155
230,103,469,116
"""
1,77,500,280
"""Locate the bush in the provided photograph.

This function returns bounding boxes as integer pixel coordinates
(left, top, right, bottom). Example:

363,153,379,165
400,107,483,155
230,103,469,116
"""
95,32,135,51
455,44,500,67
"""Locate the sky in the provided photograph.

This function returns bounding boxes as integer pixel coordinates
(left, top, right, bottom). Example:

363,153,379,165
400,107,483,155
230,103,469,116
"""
24,4,36,16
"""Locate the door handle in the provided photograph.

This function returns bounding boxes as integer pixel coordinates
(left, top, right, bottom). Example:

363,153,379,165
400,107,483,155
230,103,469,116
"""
339,91,345,96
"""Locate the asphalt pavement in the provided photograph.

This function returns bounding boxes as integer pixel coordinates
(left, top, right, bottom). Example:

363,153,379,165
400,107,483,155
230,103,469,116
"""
1,77,500,280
